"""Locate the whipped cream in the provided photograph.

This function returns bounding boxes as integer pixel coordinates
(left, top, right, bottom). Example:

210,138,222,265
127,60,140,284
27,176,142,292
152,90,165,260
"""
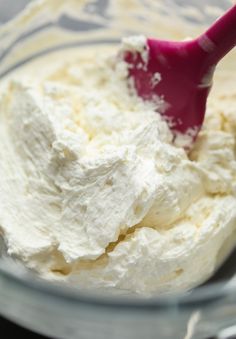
0,39,236,295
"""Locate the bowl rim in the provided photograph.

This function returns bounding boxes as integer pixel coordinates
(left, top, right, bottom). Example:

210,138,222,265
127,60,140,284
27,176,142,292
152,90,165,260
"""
0,262,235,309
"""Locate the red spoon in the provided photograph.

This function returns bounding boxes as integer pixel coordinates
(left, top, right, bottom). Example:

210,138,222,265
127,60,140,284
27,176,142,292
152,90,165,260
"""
123,5,236,146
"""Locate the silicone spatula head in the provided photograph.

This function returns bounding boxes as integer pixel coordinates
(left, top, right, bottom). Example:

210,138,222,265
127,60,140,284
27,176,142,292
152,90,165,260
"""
123,5,236,147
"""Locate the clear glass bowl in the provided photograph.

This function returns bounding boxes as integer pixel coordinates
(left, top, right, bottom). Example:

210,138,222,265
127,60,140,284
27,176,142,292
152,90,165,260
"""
0,1,236,338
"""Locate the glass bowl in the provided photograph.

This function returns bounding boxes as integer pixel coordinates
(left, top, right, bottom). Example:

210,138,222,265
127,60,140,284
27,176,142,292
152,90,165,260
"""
0,1,236,338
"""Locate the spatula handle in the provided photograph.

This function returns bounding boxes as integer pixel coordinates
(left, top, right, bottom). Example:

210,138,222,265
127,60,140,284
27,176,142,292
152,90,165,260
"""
198,4,236,66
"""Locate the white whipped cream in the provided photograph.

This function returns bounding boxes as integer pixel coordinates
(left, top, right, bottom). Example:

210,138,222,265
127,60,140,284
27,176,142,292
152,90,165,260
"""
0,42,236,295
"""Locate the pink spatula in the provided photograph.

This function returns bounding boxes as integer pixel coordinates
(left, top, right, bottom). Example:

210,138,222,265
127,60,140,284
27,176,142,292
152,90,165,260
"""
123,5,236,145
